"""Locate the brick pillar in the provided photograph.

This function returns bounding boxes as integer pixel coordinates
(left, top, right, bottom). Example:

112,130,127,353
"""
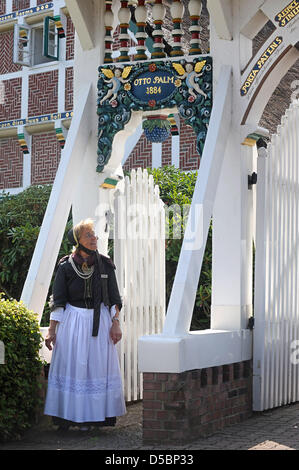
143,361,252,445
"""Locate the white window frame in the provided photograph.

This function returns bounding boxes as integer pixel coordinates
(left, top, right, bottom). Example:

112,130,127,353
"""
13,15,64,67
13,23,32,67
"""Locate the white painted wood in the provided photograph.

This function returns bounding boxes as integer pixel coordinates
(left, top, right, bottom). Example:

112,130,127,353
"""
240,9,268,40
114,168,165,401
13,24,32,67
206,0,233,40
18,126,32,189
162,65,232,336
152,142,162,168
6,0,13,14
253,99,299,411
20,84,93,320
123,123,143,165
171,134,180,168
138,329,252,373
64,0,95,50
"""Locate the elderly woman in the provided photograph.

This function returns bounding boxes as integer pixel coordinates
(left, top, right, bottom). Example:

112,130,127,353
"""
44,218,126,430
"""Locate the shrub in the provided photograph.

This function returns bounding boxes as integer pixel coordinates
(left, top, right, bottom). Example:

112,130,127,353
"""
0,185,52,300
0,295,43,441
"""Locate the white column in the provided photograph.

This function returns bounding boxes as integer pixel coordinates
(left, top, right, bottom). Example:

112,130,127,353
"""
19,127,32,189
171,134,180,168
18,65,30,188
6,0,13,13
152,142,162,168
210,3,254,331
211,130,243,330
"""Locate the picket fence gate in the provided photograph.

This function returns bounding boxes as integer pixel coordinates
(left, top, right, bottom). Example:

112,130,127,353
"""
113,168,165,402
253,99,299,411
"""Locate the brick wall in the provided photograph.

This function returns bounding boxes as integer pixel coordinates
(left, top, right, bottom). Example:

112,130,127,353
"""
123,133,152,171
0,30,22,75
179,118,200,170
143,361,252,445
0,77,22,121
28,70,58,117
65,67,73,111
0,0,6,16
0,137,23,189
162,135,172,167
12,0,29,11
31,131,61,185
66,15,75,61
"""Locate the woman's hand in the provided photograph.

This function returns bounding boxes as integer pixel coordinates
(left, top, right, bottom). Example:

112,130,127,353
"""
45,329,56,351
110,320,122,344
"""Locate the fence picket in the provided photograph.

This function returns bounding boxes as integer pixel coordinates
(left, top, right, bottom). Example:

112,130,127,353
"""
113,168,165,402
253,99,299,410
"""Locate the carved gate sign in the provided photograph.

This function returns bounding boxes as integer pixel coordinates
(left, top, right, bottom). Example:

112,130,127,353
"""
130,68,176,104
97,56,212,172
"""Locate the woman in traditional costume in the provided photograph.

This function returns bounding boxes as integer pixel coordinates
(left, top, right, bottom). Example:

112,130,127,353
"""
44,218,126,430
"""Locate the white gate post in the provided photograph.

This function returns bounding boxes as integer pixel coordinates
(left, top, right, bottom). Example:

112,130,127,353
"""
252,144,268,411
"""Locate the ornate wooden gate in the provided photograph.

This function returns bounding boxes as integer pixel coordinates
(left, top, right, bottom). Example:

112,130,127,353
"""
253,99,299,410
113,168,165,402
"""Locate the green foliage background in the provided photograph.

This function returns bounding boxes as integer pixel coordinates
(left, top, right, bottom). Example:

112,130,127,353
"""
0,185,73,325
147,166,211,330
0,167,211,329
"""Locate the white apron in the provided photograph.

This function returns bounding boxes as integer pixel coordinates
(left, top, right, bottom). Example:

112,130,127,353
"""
44,303,126,423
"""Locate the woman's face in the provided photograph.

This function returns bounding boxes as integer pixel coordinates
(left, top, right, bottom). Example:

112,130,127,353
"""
79,227,98,251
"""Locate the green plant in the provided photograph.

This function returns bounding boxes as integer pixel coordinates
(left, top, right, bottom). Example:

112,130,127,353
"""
147,166,212,330
0,185,52,300
142,118,171,132
0,294,43,441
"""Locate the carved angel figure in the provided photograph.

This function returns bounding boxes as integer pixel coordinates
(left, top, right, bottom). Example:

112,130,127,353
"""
173,60,207,99
99,66,132,105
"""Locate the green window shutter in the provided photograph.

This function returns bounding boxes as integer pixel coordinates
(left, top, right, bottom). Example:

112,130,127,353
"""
43,16,60,60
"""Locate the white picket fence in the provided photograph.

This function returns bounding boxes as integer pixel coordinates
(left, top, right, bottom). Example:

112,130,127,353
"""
253,99,299,411
113,168,165,402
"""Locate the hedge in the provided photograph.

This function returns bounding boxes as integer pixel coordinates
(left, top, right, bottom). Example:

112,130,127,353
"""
0,295,43,441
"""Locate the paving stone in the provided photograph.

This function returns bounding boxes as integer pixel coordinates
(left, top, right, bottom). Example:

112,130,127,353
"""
1,401,299,450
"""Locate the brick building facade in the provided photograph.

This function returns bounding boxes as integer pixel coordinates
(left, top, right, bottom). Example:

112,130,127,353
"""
0,0,201,194
0,0,75,192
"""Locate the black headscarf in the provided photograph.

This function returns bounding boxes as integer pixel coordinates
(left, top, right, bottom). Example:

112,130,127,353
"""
68,228,110,336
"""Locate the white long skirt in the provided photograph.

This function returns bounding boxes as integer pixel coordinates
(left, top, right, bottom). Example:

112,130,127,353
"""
44,303,126,423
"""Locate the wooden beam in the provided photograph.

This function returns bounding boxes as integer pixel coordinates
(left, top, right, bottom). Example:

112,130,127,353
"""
64,0,95,50
21,85,93,320
207,0,233,41
162,65,232,336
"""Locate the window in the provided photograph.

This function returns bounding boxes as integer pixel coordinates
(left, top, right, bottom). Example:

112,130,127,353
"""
13,24,32,66
43,16,60,61
13,16,63,66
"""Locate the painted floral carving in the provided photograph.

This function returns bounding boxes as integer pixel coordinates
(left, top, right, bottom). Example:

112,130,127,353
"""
97,57,212,172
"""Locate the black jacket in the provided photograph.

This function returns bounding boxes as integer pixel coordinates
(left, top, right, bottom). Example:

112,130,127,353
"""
51,253,122,335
